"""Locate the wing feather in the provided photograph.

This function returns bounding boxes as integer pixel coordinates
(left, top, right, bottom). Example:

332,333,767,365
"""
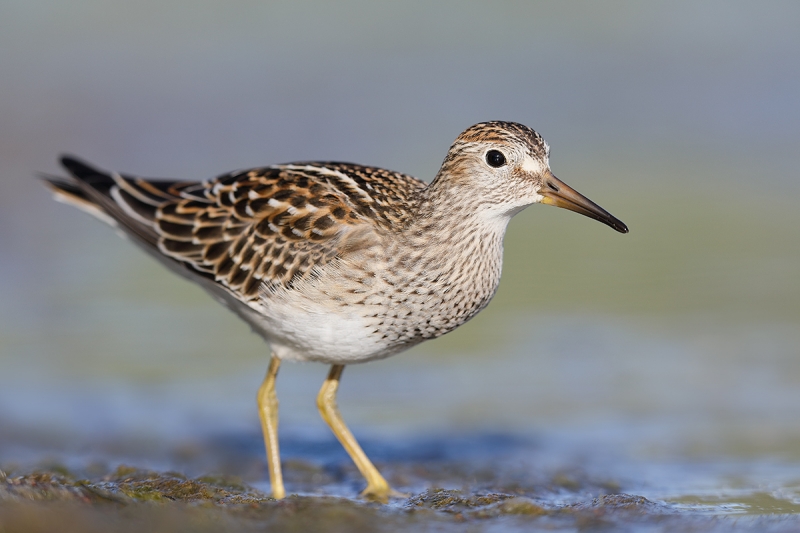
46,156,426,304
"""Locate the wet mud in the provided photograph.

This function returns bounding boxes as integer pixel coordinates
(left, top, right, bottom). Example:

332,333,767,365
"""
0,465,655,533
2,454,798,533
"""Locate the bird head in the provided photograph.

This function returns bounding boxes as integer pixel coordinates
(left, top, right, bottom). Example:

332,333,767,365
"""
435,121,628,234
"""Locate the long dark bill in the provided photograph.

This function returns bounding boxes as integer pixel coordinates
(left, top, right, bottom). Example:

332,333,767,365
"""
539,174,628,234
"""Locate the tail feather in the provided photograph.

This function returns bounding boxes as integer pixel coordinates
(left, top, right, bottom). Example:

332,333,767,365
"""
44,155,230,288
60,155,117,194
45,155,164,247
41,171,120,227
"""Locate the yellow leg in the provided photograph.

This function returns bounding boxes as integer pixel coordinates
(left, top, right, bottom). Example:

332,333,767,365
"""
316,364,399,502
257,355,285,499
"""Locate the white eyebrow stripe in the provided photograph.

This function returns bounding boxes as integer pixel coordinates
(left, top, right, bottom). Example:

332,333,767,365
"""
521,156,545,174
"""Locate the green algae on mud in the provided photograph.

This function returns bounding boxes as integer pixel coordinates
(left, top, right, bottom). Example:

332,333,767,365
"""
0,469,540,533
0,466,269,505
3,465,800,533
407,488,548,519
0,465,636,532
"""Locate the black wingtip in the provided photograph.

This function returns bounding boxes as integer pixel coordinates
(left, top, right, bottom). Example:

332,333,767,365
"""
59,154,115,187
60,154,97,175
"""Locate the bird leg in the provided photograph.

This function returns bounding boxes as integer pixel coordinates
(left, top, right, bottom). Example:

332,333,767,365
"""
257,355,285,499
317,364,398,502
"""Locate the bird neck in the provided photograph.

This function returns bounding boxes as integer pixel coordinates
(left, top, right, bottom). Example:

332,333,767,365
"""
392,180,510,324
409,178,513,249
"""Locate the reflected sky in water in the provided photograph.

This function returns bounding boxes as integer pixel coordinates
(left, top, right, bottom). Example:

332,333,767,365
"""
1,0,800,517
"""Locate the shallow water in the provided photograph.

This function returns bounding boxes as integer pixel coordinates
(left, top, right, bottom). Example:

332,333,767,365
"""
3,311,800,529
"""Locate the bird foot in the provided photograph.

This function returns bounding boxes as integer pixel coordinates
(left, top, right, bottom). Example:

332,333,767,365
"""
360,484,408,503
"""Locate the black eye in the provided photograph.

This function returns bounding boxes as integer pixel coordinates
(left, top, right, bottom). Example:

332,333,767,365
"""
486,150,506,168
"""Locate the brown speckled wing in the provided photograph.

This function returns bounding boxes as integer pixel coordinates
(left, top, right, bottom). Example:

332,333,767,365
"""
52,158,426,303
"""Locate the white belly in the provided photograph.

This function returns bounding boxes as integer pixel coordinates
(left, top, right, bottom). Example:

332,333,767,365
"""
255,295,402,364
230,263,412,364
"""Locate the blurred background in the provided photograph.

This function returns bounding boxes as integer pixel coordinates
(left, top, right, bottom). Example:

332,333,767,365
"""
1,0,799,511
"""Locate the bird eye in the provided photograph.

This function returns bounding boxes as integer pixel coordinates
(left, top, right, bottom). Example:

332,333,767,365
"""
486,150,506,168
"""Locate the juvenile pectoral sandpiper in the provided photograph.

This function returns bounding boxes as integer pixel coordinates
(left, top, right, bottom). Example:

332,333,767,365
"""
44,121,628,502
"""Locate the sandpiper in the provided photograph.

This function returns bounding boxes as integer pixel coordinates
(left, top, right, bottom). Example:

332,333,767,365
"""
44,121,628,502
